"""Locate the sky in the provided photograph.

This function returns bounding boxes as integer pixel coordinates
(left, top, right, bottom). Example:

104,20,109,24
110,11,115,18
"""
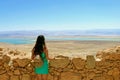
0,0,120,31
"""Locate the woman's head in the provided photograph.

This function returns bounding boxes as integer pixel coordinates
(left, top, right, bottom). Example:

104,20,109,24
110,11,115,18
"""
34,35,45,55
36,35,45,45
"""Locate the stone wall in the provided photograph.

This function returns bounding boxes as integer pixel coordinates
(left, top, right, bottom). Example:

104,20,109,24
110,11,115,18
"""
0,46,120,80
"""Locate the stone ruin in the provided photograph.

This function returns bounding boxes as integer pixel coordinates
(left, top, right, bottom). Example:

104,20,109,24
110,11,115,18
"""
0,46,120,80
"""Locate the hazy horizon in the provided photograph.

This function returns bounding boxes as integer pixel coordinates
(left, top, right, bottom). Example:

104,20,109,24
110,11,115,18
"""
0,29,120,37
0,28,120,44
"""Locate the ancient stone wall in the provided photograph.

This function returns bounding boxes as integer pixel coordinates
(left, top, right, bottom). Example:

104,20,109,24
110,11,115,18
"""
0,46,120,80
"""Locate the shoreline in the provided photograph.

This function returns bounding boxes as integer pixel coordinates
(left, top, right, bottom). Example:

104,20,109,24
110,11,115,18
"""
0,40,120,60
0,35,120,44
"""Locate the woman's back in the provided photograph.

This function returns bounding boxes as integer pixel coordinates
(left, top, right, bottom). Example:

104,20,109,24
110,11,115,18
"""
40,52,48,62
35,52,49,74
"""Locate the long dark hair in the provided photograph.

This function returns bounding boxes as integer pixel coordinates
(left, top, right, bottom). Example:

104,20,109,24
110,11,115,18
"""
33,35,45,55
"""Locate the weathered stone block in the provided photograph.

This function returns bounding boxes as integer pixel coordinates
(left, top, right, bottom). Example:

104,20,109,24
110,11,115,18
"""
14,69,21,76
49,58,70,68
48,74,53,80
112,68,120,80
10,75,20,80
72,58,85,70
60,72,82,80
21,74,31,80
0,69,6,75
13,58,31,68
86,55,95,69
0,73,9,80
2,55,10,64
0,48,3,51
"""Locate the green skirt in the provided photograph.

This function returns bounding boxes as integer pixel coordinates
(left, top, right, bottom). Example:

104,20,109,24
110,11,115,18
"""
34,61,49,74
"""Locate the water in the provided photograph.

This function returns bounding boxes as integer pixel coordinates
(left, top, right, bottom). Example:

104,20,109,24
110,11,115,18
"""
46,37,120,41
0,37,35,44
0,36,120,44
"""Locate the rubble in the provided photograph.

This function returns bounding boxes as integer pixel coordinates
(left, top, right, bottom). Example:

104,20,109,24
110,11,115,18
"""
0,46,120,80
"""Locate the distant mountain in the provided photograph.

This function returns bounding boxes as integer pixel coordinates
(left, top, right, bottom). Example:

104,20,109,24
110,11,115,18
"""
87,29,120,35
0,29,120,37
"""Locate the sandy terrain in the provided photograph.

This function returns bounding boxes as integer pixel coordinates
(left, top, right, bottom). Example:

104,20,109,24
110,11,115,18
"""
0,40,120,60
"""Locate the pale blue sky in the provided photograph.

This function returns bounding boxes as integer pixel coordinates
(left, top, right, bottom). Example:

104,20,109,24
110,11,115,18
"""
0,0,120,31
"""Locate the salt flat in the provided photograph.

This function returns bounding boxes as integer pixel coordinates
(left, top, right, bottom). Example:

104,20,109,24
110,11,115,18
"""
0,40,120,59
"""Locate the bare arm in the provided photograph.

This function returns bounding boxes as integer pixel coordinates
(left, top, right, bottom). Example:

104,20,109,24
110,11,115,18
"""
44,45,53,60
31,48,35,60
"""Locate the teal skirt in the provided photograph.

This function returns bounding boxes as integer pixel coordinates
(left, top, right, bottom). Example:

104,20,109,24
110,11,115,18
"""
34,61,49,74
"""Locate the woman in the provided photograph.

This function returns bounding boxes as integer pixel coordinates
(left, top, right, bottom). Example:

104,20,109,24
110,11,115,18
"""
31,35,51,80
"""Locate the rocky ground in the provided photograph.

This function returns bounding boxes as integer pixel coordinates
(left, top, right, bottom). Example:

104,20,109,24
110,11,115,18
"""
0,45,120,80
